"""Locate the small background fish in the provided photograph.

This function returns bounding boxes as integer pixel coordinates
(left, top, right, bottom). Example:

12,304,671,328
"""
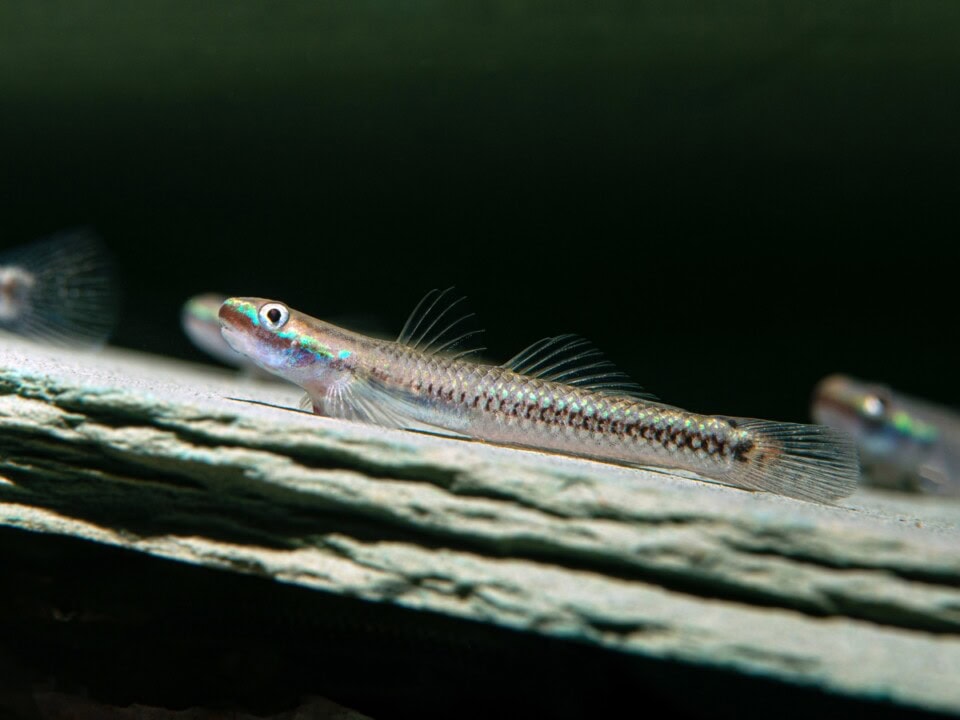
181,293,266,372
812,374,960,496
0,229,117,348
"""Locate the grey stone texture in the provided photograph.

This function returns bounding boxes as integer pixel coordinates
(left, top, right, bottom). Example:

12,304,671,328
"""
1,337,958,714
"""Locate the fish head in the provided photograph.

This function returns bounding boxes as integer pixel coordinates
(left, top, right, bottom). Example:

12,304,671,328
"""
219,297,355,387
812,374,888,438
812,374,938,471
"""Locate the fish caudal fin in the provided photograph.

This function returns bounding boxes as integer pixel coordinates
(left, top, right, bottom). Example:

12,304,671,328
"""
726,419,860,503
0,228,118,348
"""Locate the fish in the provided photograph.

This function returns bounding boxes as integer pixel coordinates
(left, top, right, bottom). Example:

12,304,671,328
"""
218,289,859,503
0,228,117,348
812,374,960,496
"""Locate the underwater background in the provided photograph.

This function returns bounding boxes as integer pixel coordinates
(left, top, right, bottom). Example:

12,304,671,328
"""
1,0,958,423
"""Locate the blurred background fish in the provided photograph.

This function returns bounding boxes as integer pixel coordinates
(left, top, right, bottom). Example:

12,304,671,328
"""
181,292,262,371
812,374,960,496
0,228,117,348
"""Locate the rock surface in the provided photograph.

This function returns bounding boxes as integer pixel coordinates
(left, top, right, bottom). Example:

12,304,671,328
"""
1,336,959,715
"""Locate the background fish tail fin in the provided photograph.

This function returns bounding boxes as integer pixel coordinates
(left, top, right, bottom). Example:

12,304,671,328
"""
2,228,118,348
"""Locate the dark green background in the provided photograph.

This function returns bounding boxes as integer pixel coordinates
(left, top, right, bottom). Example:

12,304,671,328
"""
2,1,958,422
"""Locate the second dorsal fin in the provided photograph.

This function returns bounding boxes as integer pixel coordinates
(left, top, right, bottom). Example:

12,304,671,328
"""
502,334,658,400
396,287,486,360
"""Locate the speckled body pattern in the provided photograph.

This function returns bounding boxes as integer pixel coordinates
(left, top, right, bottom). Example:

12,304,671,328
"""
367,343,760,477
219,297,858,502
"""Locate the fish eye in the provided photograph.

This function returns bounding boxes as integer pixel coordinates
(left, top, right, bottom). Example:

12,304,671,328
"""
258,302,289,330
861,392,889,421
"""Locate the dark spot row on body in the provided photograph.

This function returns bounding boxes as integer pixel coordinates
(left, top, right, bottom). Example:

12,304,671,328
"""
454,380,749,462
428,382,455,403
408,364,758,465
733,437,755,462
369,366,392,384
468,387,576,427
581,413,614,434
616,417,749,460
415,378,446,402
539,403,576,429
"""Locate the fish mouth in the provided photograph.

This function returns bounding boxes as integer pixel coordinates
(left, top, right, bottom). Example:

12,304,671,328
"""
219,324,245,354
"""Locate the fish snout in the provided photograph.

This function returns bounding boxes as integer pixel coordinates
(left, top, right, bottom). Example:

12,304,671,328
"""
218,297,262,354
218,297,257,330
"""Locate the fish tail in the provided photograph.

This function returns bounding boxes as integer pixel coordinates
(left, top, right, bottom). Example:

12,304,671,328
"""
1,228,118,347
724,419,860,503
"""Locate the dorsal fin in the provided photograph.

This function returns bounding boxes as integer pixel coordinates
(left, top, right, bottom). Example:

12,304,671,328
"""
396,288,485,360
502,334,658,400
